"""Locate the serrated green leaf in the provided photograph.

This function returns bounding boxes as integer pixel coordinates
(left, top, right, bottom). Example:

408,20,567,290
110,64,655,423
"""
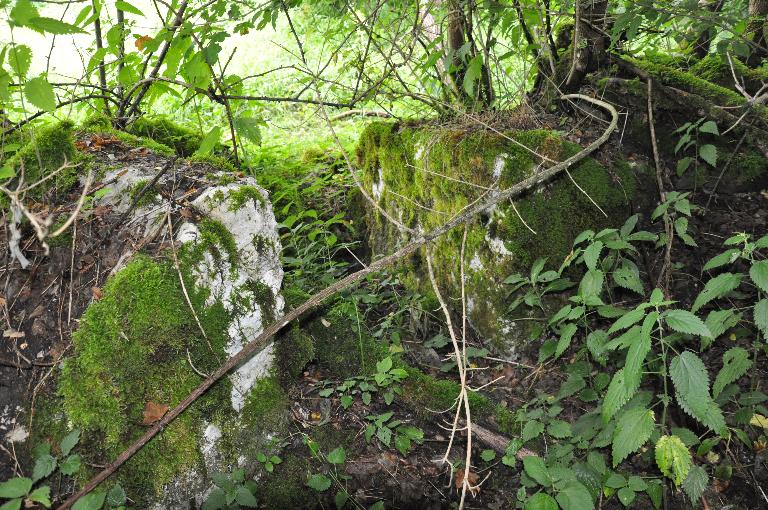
525,492,558,510
556,480,594,510
7,44,31,79
115,0,144,15
613,259,644,295
522,420,545,442
480,449,496,462
60,429,80,457
59,454,81,476
603,368,640,423
583,241,603,270
699,144,717,166
623,312,655,384
670,352,725,432
607,308,645,334
664,310,712,338
703,249,739,271
555,323,577,359
617,486,636,506
194,126,221,156
335,490,349,510
681,464,708,503
235,486,257,507
27,486,51,507
547,420,572,439
692,273,742,313
10,0,38,26
327,447,346,465
699,121,719,135
612,407,655,467
106,484,126,507
756,299,768,339
704,309,740,344
750,260,768,293
0,499,22,510
32,454,56,482
24,76,56,111
27,17,87,34
655,435,691,486
306,474,331,492
713,347,752,397
0,478,32,498
72,490,106,510
523,456,551,486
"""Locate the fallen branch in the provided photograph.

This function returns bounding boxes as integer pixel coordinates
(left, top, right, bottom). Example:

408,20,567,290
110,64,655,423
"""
58,93,618,509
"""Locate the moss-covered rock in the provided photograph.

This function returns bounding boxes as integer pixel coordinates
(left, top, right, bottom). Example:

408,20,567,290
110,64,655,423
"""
4,121,79,199
356,121,636,353
128,116,204,157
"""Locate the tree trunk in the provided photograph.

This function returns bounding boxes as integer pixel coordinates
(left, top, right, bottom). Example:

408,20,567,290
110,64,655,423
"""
747,0,768,66
564,0,609,91
445,0,471,104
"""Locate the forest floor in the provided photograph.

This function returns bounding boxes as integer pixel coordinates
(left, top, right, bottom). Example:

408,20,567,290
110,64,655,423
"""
1,110,767,509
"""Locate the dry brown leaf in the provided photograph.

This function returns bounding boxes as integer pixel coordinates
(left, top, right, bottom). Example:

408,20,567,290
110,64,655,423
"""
135,35,152,51
3,329,25,339
142,401,169,425
454,469,480,495
91,287,103,300
0,296,6,307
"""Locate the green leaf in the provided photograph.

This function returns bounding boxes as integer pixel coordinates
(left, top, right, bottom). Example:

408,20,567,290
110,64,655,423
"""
194,126,221,156
699,120,719,135
681,465,708,503
115,0,144,16
623,312,656,384
704,309,740,344
555,480,594,510
201,488,226,510
480,449,496,462
698,144,717,166
522,420,545,442
335,490,349,510
523,456,551,486
32,455,56,482
306,474,331,492
233,115,263,145
612,407,655,467
713,347,752,397
756,299,768,339
72,490,106,510
613,259,644,295
555,323,577,359
106,484,126,507
583,241,603,270
10,0,38,26
703,249,739,271
547,420,572,439
692,273,742,313
655,435,691,486
608,308,645,334
462,54,483,97
664,310,712,338
24,76,56,112
235,486,257,507
605,473,626,488
27,17,87,34
0,499,22,510
327,447,346,465
59,454,81,476
670,352,725,432
376,356,392,374
60,429,80,457
603,368,640,423
750,260,768,293
27,486,51,507
524,492,558,510
7,44,31,79
617,486,636,506
0,478,32,498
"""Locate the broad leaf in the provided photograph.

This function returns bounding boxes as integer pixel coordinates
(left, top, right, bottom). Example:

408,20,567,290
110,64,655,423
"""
670,352,725,432
691,273,742,313
713,347,752,397
523,456,551,486
703,249,739,271
7,44,31,79
0,477,32,498
603,368,639,423
27,17,87,34
612,407,655,467
681,465,708,503
60,429,80,457
756,299,768,339
664,310,712,338
72,490,106,510
555,481,594,510
194,126,221,156
655,435,691,486
698,144,717,166
24,76,56,111
115,0,144,16
306,474,331,492
750,260,768,293
525,492,558,510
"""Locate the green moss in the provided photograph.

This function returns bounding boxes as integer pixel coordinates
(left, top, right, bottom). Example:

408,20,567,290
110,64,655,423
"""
5,121,78,199
228,185,266,211
275,326,315,381
257,454,316,507
58,255,232,503
690,54,768,87
129,116,203,157
627,56,745,106
356,121,635,349
188,153,237,172
239,375,289,432
108,130,176,156
79,113,113,131
128,179,160,208
307,299,388,378
196,218,239,268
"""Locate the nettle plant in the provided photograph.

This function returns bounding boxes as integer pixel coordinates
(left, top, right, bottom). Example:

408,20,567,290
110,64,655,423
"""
502,216,768,509
317,356,408,407
673,118,720,177
0,430,126,510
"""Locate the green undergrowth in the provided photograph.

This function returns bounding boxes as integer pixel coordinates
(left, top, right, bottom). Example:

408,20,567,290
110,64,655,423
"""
128,116,204,157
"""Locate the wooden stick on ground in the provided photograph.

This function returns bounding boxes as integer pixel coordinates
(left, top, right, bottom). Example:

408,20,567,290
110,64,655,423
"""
58,93,618,509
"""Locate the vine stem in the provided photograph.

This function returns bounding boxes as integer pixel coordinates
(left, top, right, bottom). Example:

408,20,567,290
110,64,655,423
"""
57,93,617,509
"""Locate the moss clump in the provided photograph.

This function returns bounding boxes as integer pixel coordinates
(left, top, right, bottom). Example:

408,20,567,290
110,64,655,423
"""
195,218,239,268
275,326,315,381
5,121,78,198
257,454,316,507
58,255,232,503
129,116,203,157
401,367,495,419
239,375,289,432
128,179,160,208
307,300,388,378
356,121,635,350
188,153,237,172
690,54,768,89
228,185,266,211
108,130,176,156
79,113,113,131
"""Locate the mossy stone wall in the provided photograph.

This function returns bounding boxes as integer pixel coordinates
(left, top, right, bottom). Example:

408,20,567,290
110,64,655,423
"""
356,122,636,353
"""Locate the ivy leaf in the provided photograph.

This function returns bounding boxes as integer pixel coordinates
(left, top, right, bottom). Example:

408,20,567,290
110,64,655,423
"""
713,347,752,397
670,352,725,433
24,76,57,112
655,435,692,486
0,477,32,498
756,299,768,339
681,465,708,503
306,474,331,492
698,144,717,166
691,273,742,313
664,310,712,338
612,407,655,467
750,260,768,293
